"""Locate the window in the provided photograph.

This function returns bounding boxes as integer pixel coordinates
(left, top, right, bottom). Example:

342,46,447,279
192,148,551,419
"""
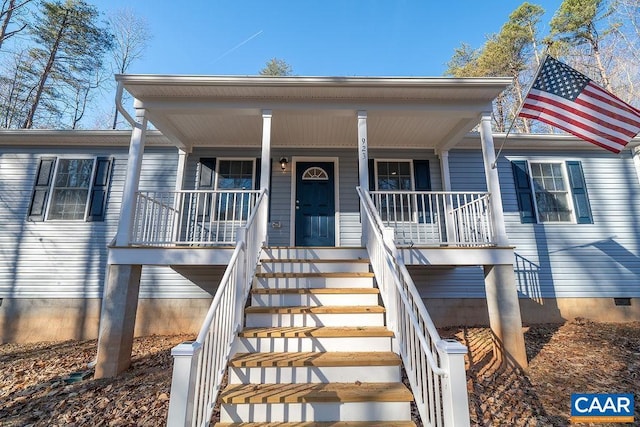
511,160,592,224
197,158,257,221
216,159,254,190
371,159,432,223
28,157,112,222
375,160,412,190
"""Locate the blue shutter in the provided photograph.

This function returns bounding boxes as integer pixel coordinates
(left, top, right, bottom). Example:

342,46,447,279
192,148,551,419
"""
413,160,431,223
511,160,537,224
87,157,113,222
413,160,431,190
368,159,375,191
28,157,56,221
199,158,216,189
566,161,593,224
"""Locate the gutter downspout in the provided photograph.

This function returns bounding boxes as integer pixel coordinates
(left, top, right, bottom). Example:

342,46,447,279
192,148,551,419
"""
115,80,136,127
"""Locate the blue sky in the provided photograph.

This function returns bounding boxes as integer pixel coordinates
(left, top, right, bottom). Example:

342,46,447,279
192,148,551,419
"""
93,0,563,77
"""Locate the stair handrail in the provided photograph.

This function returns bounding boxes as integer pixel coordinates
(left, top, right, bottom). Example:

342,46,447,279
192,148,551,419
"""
166,188,268,427
357,186,470,427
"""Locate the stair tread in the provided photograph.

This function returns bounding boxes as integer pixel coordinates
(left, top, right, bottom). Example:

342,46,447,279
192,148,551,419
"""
220,382,413,404
256,272,374,278
260,259,370,263
215,422,417,427
252,288,379,295
229,351,401,367
239,326,394,338
244,305,385,314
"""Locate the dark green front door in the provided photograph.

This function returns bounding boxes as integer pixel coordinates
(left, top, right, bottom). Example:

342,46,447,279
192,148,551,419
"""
295,162,335,246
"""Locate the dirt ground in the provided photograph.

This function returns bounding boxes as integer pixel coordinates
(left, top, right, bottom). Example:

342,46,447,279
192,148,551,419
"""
0,319,638,426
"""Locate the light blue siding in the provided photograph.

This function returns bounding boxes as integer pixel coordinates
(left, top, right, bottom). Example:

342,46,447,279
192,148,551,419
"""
446,148,640,299
0,146,214,299
503,150,640,298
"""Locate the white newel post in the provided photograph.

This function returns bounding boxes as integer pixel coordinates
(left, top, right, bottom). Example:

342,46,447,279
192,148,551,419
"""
437,339,471,427
357,110,369,245
167,341,202,427
116,104,148,246
479,112,509,246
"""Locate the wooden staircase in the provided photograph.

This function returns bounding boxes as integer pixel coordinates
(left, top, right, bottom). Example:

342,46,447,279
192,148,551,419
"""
216,247,416,426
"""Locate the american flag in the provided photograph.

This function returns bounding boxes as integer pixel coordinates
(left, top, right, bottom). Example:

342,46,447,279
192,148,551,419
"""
519,55,640,153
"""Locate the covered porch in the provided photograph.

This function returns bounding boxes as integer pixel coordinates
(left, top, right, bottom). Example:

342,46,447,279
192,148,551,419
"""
111,75,512,258
96,75,527,387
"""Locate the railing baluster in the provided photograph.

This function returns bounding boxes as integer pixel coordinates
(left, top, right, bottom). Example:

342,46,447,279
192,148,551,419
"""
357,187,470,427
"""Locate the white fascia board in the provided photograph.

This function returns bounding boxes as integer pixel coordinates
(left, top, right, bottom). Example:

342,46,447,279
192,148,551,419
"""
0,129,172,147
457,132,640,152
115,74,513,89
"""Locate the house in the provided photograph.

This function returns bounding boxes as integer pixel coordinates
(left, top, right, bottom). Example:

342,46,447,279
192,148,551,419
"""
1,75,639,425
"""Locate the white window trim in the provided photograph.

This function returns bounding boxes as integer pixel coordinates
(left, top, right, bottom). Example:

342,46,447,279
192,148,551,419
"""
374,159,415,191
44,156,98,222
214,158,256,190
526,159,577,224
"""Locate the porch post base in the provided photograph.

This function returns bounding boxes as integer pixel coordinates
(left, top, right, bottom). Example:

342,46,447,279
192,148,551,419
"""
95,264,142,378
483,264,528,369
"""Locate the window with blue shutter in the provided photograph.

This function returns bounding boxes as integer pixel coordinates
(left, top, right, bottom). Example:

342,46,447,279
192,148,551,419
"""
511,159,592,224
28,157,112,222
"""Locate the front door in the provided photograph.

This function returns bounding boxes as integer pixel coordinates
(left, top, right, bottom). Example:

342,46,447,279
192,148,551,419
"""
295,162,335,246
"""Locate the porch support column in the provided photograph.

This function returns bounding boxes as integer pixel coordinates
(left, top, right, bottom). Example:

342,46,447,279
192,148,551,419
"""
479,112,509,246
115,103,148,247
175,149,188,191
357,110,369,191
357,111,369,246
260,110,272,191
438,150,451,191
95,264,142,378
483,264,528,369
439,150,456,244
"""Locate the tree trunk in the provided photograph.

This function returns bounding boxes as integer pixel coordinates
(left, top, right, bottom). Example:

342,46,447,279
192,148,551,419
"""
22,10,68,129
0,0,17,51
512,74,530,133
593,47,613,92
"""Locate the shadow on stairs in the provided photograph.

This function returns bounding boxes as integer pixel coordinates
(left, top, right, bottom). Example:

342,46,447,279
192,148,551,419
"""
212,247,417,426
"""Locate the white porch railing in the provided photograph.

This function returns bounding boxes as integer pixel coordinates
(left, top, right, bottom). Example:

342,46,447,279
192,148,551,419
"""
131,190,262,246
358,187,470,427
166,189,268,427
369,191,494,246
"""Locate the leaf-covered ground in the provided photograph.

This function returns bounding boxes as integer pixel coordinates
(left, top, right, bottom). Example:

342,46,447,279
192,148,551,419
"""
1,320,638,426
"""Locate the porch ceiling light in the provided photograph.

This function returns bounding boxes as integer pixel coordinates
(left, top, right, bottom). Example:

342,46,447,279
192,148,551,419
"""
280,157,288,171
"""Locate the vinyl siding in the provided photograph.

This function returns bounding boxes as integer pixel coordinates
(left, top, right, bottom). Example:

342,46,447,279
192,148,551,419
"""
0,146,214,299
6,141,637,302
447,148,640,299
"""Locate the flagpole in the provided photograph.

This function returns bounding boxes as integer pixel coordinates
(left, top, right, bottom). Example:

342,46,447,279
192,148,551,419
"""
491,53,550,169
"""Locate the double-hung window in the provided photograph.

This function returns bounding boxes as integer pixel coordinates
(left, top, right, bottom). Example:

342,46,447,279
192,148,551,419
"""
28,157,112,222
197,158,257,221
216,159,255,221
512,159,592,224
371,159,431,223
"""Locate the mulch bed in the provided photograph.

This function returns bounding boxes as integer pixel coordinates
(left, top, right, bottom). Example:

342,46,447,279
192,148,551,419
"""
1,320,638,426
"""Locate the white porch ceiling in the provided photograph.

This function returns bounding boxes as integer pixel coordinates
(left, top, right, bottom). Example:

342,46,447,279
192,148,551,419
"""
118,75,512,151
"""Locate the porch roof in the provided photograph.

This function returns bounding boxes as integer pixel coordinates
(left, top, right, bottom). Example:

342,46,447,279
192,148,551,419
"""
117,75,511,152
